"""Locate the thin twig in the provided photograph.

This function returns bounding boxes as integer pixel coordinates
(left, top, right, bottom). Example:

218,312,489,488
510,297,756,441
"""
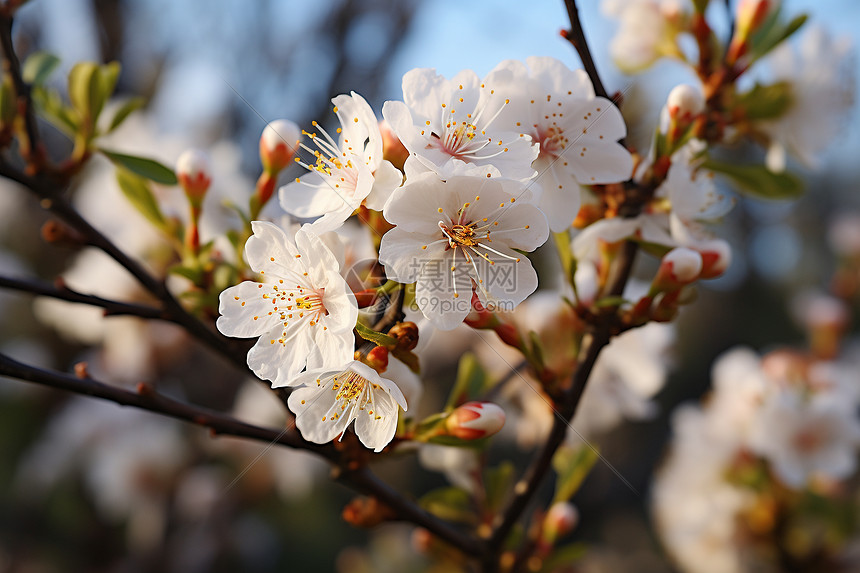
0,12,42,164
0,274,171,321
562,0,609,100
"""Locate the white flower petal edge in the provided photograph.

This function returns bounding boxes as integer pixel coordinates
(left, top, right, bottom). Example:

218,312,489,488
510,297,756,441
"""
217,222,358,386
379,172,549,331
279,92,401,233
382,67,538,181
488,57,633,232
287,360,408,452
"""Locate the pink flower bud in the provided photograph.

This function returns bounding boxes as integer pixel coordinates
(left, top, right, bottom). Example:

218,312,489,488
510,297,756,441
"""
365,346,390,374
260,119,300,173
667,84,704,122
176,149,212,203
736,0,776,37
445,401,506,440
543,502,579,542
653,247,703,291
697,239,732,279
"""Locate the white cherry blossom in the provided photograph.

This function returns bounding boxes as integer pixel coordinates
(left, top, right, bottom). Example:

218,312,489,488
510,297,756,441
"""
749,389,860,488
287,360,407,452
379,172,549,330
488,57,633,231
217,222,358,386
760,25,855,171
382,67,538,181
602,0,686,73
279,92,402,233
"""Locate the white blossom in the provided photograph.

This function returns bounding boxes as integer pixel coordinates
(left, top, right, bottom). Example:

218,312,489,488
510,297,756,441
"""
287,360,407,452
488,57,633,231
279,92,402,233
379,172,549,330
760,25,855,171
382,67,538,181
217,222,358,386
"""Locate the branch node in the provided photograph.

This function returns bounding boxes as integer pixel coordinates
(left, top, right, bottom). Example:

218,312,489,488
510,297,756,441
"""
73,361,90,379
136,382,155,396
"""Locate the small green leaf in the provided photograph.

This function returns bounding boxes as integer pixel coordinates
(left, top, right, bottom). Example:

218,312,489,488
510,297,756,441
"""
543,543,588,570
100,148,178,185
484,462,515,513
751,13,808,61
737,82,793,121
106,97,145,132
592,295,627,309
445,352,490,410
552,445,599,504
354,321,398,349
169,264,203,283
22,52,60,86
68,62,100,123
115,168,166,227
418,487,477,524
32,86,78,136
702,159,804,200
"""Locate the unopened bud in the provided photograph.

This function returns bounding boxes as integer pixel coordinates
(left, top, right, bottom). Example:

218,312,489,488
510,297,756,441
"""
260,119,300,174
365,346,389,373
388,321,419,351
445,401,506,440
176,149,212,204
697,239,732,279
542,502,579,545
653,247,703,292
342,496,394,528
667,84,705,122
728,0,779,64
379,119,409,172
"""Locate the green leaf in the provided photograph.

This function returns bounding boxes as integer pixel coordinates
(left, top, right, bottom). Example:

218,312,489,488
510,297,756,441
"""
354,321,398,349
445,352,490,410
22,52,60,86
115,168,166,227
32,86,78,136
484,462,515,513
169,264,203,283
100,148,178,185
68,62,100,123
592,295,628,309
543,543,588,570
106,97,145,133
702,159,804,200
418,487,477,524
737,82,793,121
751,13,808,61
552,445,599,504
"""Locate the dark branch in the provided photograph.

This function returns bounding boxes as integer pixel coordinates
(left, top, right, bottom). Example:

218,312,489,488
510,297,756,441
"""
0,12,42,163
0,274,171,321
562,0,609,100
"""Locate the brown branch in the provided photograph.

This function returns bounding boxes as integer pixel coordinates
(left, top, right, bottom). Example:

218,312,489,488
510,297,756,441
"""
562,0,609,100
0,351,484,555
0,274,172,321
0,12,43,165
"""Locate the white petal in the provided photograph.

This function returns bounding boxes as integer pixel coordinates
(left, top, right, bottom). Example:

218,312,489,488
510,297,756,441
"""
378,227,447,284
364,160,403,211
216,281,281,338
414,250,473,331
245,221,301,276
353,389,400,452
289,382,349,444
247,325,314,386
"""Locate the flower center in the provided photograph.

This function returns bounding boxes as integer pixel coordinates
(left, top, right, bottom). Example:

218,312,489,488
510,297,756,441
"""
294,120,360,196
539,125,568,158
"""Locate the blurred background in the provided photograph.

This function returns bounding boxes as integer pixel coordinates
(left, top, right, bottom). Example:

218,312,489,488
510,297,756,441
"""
0,0,858,572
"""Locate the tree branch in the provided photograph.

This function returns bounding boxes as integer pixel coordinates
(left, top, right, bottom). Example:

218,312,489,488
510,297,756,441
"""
562,0,609,100
0,12,43,164
0,352,485,555
0,274,172,321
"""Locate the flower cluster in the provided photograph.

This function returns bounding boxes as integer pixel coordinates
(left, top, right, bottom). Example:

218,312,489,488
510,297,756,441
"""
216,56,634,452
653,344,860,573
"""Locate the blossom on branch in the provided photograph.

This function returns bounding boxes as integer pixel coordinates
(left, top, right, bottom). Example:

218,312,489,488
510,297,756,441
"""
279,92,402,233
287,360,408,452
217,222,358,386
378,172,549,330
382,67,538,180
488,57,633,231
